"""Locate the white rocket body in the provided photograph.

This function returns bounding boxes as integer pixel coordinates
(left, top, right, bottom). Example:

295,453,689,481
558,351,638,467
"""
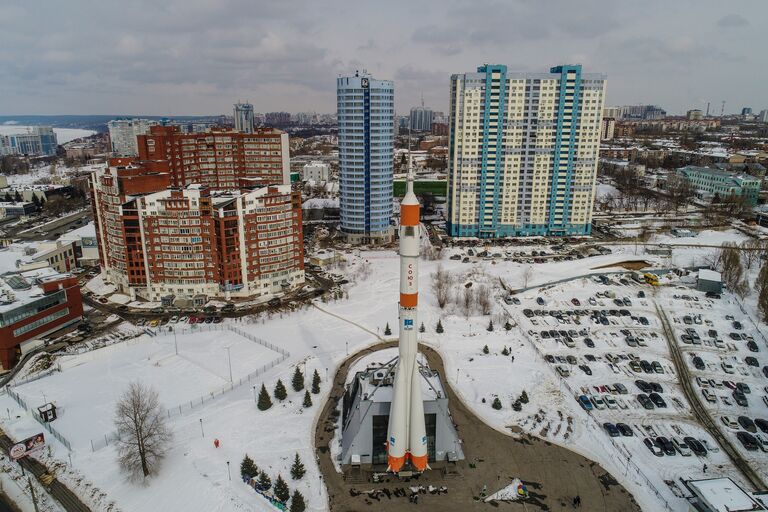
386,169,428,473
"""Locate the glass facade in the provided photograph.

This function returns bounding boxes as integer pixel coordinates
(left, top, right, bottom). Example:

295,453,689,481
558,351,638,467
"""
337,73,394,237
0,290,66,327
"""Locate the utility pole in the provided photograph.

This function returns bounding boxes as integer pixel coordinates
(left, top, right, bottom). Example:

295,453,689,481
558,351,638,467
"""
28,477,39,512
225,346,233,383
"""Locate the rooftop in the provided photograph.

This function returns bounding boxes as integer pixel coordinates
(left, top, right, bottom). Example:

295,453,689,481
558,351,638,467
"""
0,265,70,314
355,362,447,404
688,478,767,512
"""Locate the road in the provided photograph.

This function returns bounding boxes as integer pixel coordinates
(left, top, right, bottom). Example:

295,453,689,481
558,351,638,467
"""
655,303,767,490
2,210,91,242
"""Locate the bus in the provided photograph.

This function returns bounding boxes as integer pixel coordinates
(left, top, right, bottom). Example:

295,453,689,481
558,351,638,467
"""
643,273,659,286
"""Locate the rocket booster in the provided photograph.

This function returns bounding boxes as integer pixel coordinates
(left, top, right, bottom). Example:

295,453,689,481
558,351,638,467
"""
387,168,429,473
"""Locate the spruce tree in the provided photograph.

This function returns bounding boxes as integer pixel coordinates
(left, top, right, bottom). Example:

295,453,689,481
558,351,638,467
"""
290,453,306,480
502,346,510,356
436,319,444,333
257,384,273,411
290,490,306,512
311,370,321,394
520,390,529,404
292,367,305,392
384,323,391,335
504,320,512,331
274,379,287,401
257,471,271,491
487,320,494,332
419,322,425,333
240,454,258,480
482,344,489,355
302,390,313,408
512,400,522,412
491,397,502,410
274,474,290,502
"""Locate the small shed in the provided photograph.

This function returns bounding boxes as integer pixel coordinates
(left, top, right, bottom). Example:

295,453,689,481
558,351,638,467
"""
697,269,722,293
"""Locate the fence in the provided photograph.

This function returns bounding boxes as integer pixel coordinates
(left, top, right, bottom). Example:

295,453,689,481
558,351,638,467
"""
89,325,290,452
6,387,72,451
498,301,675,511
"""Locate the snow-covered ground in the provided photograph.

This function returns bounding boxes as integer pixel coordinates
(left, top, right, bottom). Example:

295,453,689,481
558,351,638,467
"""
0,236,765,512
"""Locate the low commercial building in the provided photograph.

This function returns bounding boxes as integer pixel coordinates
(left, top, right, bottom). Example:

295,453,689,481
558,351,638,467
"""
677,166,761,206
0,202,36,218
697,269,722,294
0,266,83,369
685,477,767,512
302,161,330,182
58,222,100,267
91,159,304,303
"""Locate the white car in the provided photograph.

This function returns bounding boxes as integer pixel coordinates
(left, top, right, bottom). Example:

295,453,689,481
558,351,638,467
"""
614,396,628,409
591,395,606,410
720,416,739,430
179,316,188,324
702,389,717,403
609,363,620,374
700,439,719,453
721,362,735,374
604,395,618,409
672,437,692,457
556,366,570,378
169,315,179,324
754,433,768,453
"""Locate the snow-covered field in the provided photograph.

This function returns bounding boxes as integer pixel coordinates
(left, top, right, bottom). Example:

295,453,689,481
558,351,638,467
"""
0,236,765,512
0,125,96,144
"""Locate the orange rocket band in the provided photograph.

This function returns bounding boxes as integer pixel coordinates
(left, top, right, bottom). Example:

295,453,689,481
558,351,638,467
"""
400,293,418,308
401,204,419,226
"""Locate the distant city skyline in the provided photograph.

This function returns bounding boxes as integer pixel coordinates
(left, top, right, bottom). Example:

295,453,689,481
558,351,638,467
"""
1,1,765,116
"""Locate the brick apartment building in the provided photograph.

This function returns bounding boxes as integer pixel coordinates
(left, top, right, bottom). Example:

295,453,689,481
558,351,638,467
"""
91,153,304,303
0,270,83,369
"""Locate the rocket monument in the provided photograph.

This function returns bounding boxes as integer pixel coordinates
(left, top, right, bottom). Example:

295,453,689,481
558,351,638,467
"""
386,166,429,473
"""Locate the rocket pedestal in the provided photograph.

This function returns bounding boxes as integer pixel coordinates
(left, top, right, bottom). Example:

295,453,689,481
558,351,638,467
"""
386,172,429,473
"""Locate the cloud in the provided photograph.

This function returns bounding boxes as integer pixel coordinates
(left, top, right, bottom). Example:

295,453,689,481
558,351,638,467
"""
717,13,749,28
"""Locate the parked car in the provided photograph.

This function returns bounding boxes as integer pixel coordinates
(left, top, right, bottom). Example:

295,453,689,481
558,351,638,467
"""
721,362,735,374
578,395,593,411
738,416,757,433
702,389,717,403
643,438,664,457
692,356,705,370
637,394,655,410
616,423,634,437
656,436,675,456
737,431,759,451
603,422,620,437
579,365,592,376
614,383,628,395
635,380,651,393
747,341,759,352
651,361,664,374
649,392,667,408
640,360,653,373
733,321,743,330
732,390,748,407
755,418,768,434
684,437,707,456
672,437,692,457
745,357,759,367
629,361,643,373
536,297,546,306
591,395,606,410
721,416,739,430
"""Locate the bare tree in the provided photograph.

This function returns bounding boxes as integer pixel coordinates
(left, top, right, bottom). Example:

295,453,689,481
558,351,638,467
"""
719,242,749,298
741,239,761,270
114,382,172,480
462,286,474,319
758,262,768,323
476,285,492,315
431,265,451,309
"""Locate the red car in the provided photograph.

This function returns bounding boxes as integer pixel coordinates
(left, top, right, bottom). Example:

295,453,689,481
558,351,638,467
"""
571,298,581,306
188,316,198,324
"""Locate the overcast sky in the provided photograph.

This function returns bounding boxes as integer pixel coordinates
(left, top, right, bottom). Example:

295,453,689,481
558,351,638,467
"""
1,1,765,117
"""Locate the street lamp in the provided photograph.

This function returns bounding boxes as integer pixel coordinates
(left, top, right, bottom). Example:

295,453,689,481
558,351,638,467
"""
225,346,233,383
252,385,257,403
227,461,231,481
199,418,204,438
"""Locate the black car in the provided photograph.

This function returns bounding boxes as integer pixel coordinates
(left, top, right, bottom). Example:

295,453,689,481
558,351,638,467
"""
637,291,646,298
579,365,593,376
583,337,595,348
566,355,577,365
221,304,235,312
585,354,597,362
763,366,768,378
603,422,620,437
545,355,555,363
616,423,634,437
732,390,748,407
755,418,768,434
649,392,667,408
736,382,751,394
730,333,742,340
637,393,655,410
640,360,654,373
692,356,705,370
733,321,743,330
638,317,649,326
738,416,757,433
644,437,663,456
747,341,759,353
745,356,759,367
635,380,651,393
684,437,707,456
656,436,676,456
536,297,546,305
737,431,759,451
267,298,281,307
523,309,534,318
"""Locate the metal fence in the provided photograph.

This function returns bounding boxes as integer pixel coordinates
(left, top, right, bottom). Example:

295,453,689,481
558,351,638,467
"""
89,325,290,452
6,386,72,451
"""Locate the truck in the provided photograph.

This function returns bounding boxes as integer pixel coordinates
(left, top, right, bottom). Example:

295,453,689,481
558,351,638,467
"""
644,273,659,286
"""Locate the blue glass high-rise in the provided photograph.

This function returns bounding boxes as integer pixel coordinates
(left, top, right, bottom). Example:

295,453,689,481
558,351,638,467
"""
337,72,394,244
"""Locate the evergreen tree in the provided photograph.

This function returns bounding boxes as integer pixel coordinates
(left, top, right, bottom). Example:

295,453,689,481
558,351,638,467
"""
482,344,489,355
512,400,522,412
302,390,313,408
290,453,306,480
257,471,272,491
274,379,288,401
520,390,529,404
290,490,306,512
502,346,510,356
384,323,391,335
274,474,290,502
491,397,502,410
240,454,258,480
13,191,22,202
292,367,305,392
487,320,494,332
419,322,425,333
311,370,321,394
257,384,273,411
436,319,444,333
504,320,512,331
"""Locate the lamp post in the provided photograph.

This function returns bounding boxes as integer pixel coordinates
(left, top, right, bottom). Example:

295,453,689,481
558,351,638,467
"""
252,385,257,403
226,461,231,481
225,346,233,383
199,418,204,438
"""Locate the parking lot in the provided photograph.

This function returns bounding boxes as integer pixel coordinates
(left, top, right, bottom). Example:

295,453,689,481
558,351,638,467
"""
507,272,758,499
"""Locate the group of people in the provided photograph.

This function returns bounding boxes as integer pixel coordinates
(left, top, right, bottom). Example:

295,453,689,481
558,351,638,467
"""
572,495,582,507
